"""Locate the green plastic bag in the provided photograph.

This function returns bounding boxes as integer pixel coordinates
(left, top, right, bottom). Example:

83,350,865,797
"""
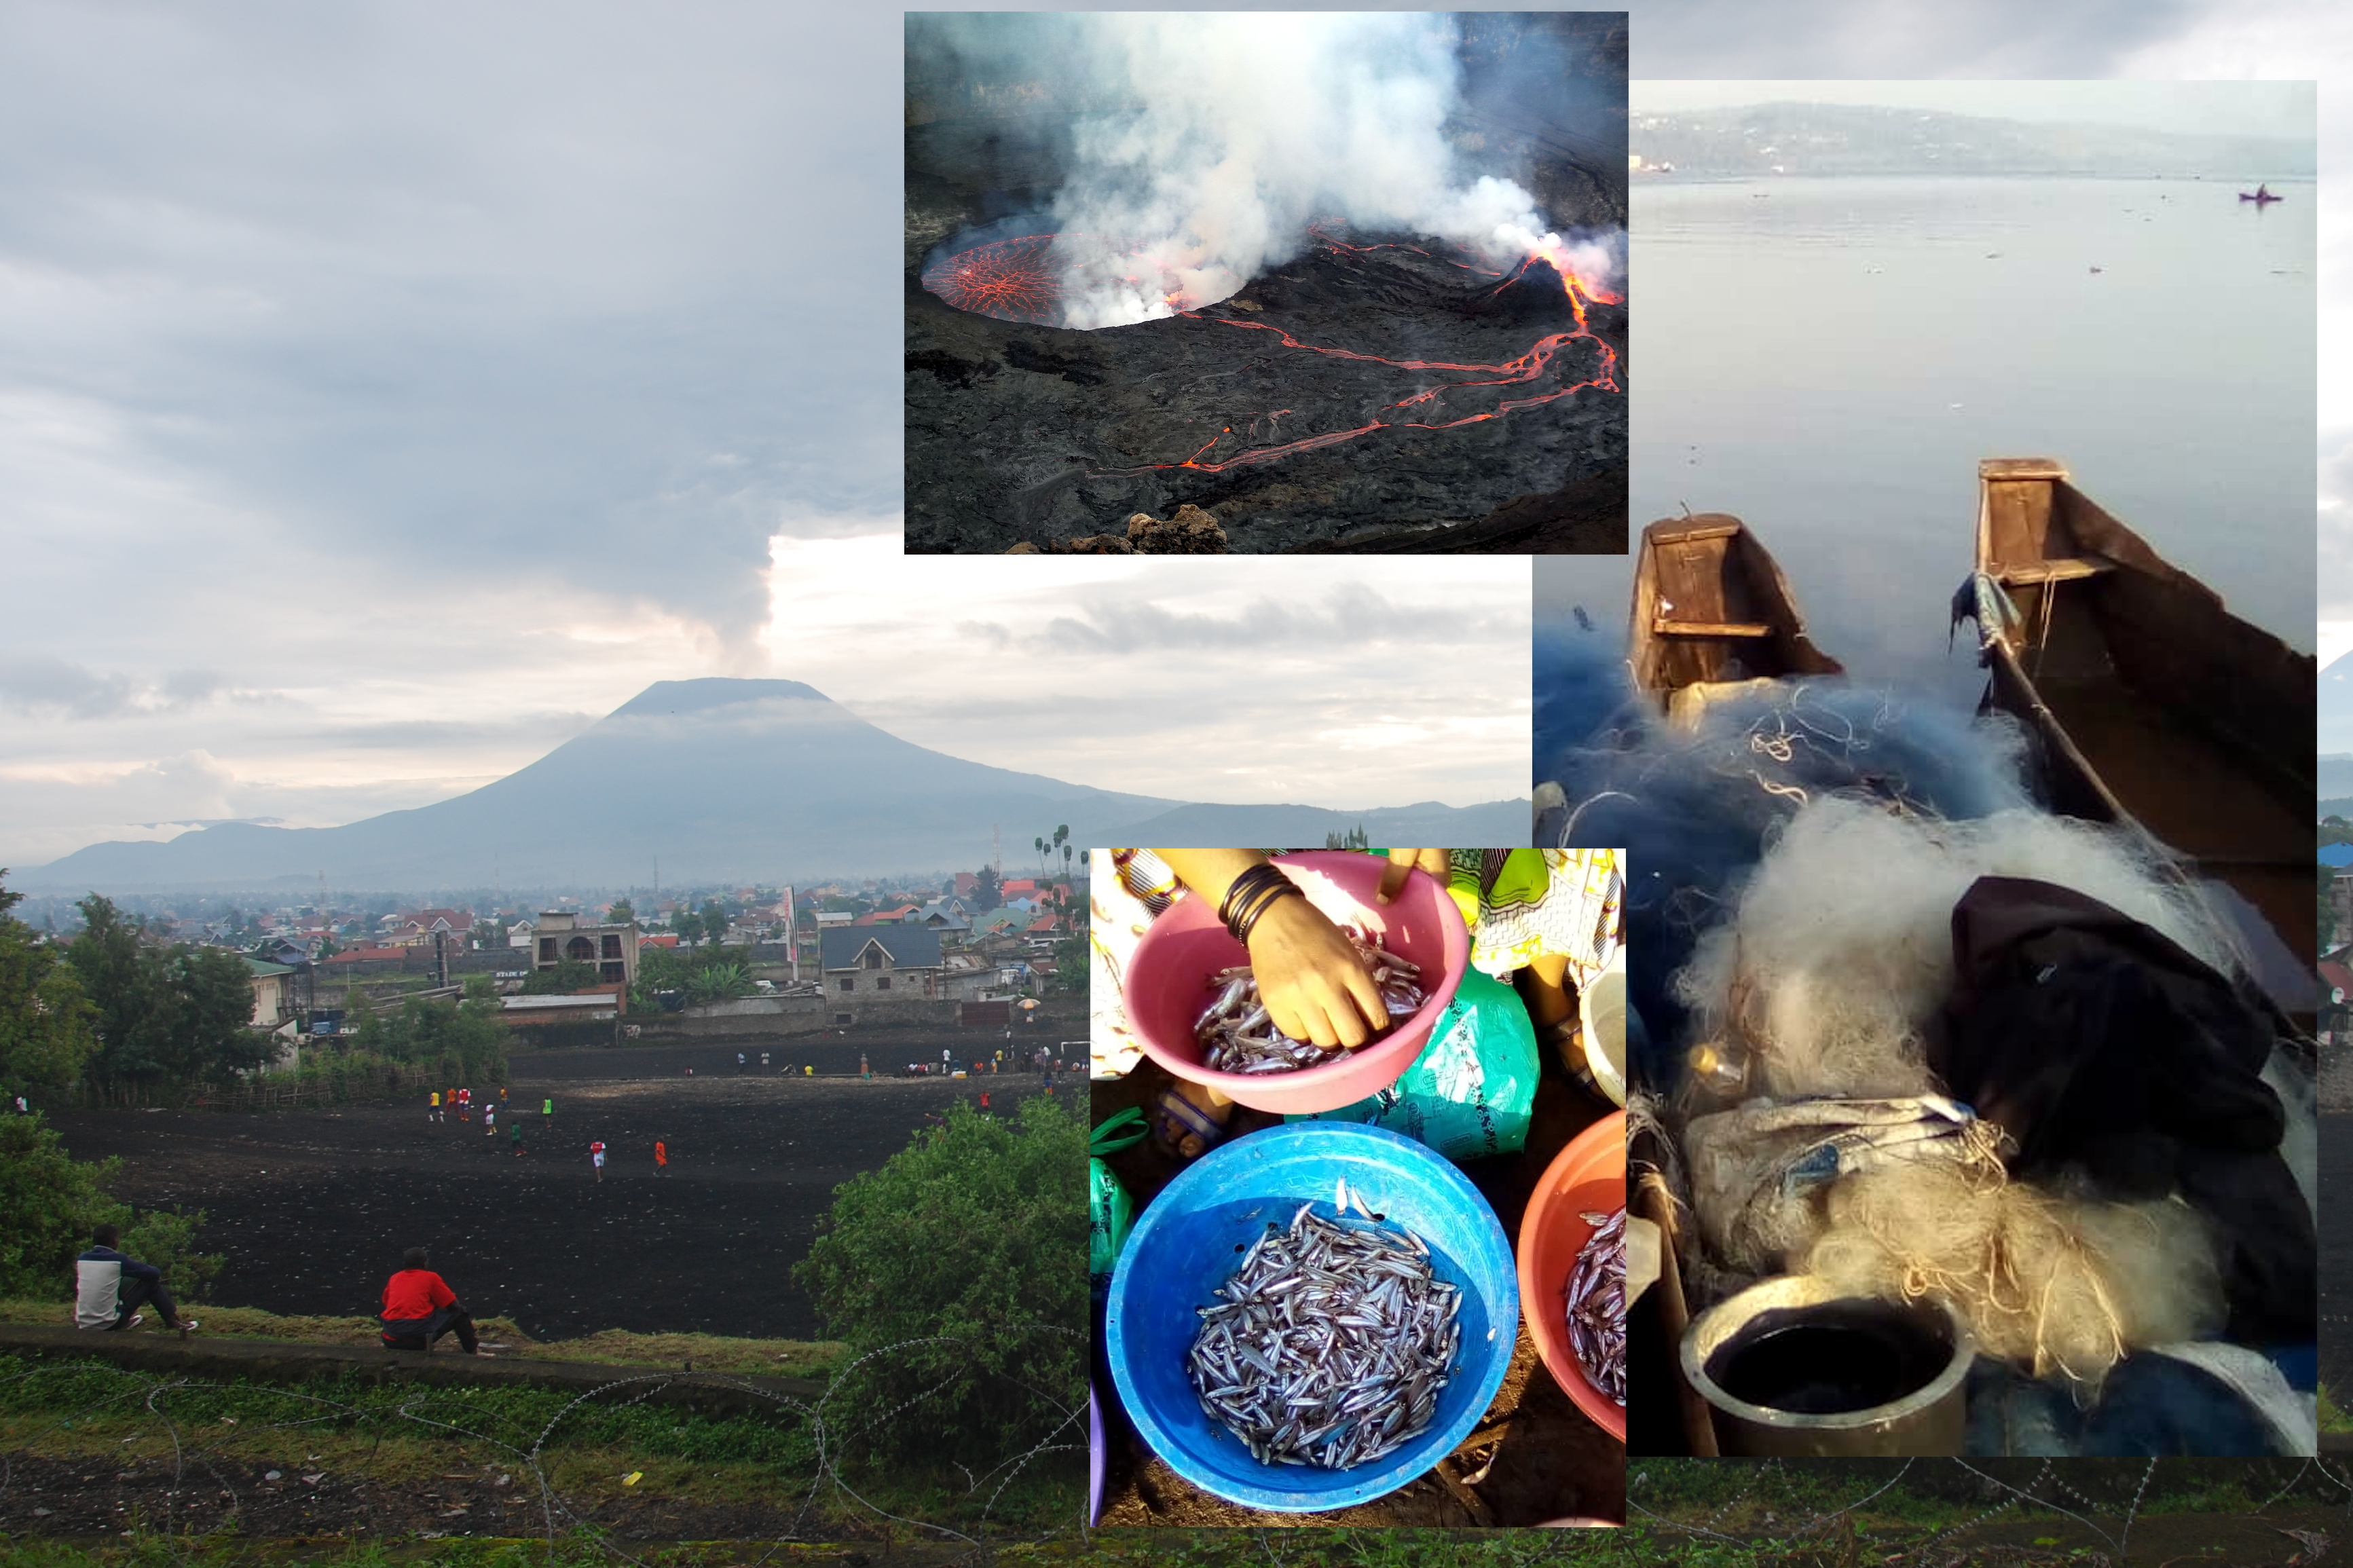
1090,1107,1145,1299
1286,965,1539,1162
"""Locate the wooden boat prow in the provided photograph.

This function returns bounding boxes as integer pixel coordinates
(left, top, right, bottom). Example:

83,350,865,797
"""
1631,515,1842,722
1972,456,2317,988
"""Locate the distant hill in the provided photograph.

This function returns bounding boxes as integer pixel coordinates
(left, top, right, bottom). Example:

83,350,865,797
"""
20,679,1528,894
1630,102,2313,181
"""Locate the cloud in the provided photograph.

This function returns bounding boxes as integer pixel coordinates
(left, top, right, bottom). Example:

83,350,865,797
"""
0,652,236,718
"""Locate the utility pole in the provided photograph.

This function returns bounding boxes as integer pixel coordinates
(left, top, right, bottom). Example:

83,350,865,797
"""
991,824,1001,877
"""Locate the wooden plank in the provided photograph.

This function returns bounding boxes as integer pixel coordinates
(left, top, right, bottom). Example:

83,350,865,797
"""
1979,456,2069,482
1999,556,2114,585
1648,521,1741,545
1652,618,1773,637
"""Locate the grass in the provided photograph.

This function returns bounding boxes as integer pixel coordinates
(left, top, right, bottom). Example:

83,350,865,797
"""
0,1529,2102,1568
0,1301,844,1380
2320,1383,2353,1435
0,1350,1075,1539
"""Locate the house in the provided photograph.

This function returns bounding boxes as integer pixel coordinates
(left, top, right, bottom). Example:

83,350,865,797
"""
814,910,855,928
394,908,476,946
819,926,944,998
246,957,297,1028
916,899,972,933
502,986,626,1025
530,910,640,987
323,945,407,969
952,872,980,899
640,932,680,950
507,918,535,948
969,909,1022,939
254,937,313,967
1026,915,1060,935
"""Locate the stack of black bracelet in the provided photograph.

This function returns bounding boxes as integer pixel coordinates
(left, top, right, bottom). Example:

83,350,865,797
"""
1217,862,1303,947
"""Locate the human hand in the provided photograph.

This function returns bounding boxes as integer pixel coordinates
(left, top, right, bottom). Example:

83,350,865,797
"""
1244,894,1389,1049
1377,848,1451,903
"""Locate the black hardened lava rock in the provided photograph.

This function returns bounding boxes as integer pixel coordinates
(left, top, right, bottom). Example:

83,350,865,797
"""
904,237,1628,553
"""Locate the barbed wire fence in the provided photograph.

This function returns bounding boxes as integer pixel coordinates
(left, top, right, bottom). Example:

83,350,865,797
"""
0,1324,1087,1565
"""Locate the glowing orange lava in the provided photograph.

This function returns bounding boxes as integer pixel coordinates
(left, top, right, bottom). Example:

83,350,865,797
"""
921,234,1064,326
1096,229,1623,476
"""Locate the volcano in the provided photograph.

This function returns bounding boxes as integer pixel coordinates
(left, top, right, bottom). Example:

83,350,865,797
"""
18,679,1532,894
902,11,1629,555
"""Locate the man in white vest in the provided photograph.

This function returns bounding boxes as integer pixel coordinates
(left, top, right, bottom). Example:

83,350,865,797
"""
75,1225,197,1332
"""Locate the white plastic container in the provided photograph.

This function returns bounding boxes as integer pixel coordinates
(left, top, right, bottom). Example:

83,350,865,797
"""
1577,948,1627,1107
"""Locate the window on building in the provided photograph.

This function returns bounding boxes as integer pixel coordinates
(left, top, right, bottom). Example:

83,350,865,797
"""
834,1013,853,1025
566,936,595,962
876,977,891,991
838,977,853,992
538,937,557,963
601,934,621,958
601,962,624,982
865,951,883,969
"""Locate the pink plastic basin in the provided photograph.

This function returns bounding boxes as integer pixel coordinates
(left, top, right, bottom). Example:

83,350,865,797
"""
1124,851,1470,1116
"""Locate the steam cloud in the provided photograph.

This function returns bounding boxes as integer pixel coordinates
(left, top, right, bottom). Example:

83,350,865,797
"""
1045,13,1623,330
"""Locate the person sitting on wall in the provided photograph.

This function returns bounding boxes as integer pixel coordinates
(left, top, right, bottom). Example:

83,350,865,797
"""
75,1224,198,1333
378,1246,489,1354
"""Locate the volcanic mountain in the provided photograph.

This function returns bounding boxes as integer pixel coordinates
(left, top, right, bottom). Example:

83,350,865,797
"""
20,679,1530,894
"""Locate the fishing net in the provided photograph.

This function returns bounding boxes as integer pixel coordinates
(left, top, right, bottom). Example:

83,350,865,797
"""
1538,663,2037,1075
1675,797,2246,1102
1805,1162,2225,1389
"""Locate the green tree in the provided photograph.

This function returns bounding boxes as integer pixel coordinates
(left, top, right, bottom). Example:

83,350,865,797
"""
66,897,265,1096
700,899,728,941
793,1097,1084,1464
520,958,601,995
683,962,755,1006
673,910,704,948
974,865,1003,911
1049,929,1088,994
608,898,635,926
0,1113,221,1301
0,874,100,1096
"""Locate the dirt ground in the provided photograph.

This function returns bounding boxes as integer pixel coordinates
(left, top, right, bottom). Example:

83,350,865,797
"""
2324,1113,2350,1396
0,1450,914,1546
1090,1034,1624,1529
48,1034,1071,1343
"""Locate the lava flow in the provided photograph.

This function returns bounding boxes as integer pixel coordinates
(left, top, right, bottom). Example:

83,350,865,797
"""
921,229,1240,327
1098,229,1622,477
921,234,1065,326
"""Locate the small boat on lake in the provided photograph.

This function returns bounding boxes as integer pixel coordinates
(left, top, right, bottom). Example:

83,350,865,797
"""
1631,515,1842,723
2240,184,2282,204
1966,457,2315,982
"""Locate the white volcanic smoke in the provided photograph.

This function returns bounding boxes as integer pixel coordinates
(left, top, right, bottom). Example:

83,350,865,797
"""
1048,12,1621,330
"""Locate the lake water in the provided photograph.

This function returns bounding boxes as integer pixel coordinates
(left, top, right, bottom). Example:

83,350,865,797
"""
1536,175,2316,699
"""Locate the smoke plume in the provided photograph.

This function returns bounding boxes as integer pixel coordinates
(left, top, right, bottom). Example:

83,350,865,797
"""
1041,13,1622,329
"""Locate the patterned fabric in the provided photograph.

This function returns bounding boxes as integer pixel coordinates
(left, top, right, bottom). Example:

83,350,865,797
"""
1457,848,1625,988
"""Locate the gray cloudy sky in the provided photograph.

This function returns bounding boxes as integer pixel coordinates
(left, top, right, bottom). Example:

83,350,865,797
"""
1,0,2341,868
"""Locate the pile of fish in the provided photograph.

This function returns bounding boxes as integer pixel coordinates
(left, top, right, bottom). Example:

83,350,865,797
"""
1565,1206,1627,1406
1194,931,1427,1074
1186,1183,1462,1470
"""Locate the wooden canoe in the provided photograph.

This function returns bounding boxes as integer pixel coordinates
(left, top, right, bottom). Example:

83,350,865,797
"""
1630,515,1842,720
1971,456,2316,976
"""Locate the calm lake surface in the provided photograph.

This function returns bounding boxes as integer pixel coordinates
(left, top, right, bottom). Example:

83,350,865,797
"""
1538,175,2316,697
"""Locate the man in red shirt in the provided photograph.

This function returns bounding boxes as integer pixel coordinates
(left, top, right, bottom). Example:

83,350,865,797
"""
378,1247,487,1354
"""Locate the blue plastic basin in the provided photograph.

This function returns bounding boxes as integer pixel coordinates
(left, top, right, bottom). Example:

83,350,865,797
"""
1104,1121,1519,1512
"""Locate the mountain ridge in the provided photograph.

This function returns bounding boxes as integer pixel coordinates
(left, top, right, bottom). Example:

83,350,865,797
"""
22,679,1529,893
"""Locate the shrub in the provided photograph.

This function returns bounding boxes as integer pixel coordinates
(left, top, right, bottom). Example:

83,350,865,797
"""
794,1096,1084,1466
